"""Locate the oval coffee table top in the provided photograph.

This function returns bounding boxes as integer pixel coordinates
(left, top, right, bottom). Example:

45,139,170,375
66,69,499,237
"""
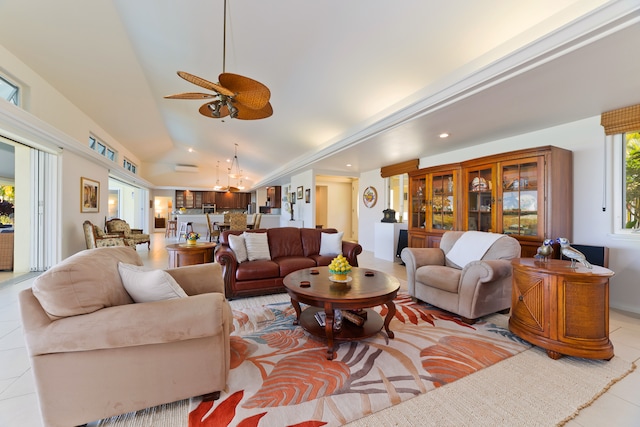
283,266,400,307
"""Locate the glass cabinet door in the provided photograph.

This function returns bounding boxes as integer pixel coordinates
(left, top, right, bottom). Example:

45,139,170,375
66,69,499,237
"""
500,158,543,237
410,175,427,229
466,166,494,232
430,172,455,231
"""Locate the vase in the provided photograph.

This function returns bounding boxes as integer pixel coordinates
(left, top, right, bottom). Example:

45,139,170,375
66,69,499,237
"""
187,239,197,245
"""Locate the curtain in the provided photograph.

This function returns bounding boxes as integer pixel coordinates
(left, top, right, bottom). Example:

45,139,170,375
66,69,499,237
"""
601,104,640,135
30,148,58,271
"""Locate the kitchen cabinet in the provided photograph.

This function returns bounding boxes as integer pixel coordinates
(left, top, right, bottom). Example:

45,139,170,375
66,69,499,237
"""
407,146,572,257
176,190,252,210
266,186,282,208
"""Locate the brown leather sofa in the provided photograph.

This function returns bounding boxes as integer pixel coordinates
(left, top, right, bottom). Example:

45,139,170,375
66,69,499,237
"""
216,227,362,299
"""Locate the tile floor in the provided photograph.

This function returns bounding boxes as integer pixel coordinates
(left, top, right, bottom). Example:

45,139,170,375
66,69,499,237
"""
0,233,639,426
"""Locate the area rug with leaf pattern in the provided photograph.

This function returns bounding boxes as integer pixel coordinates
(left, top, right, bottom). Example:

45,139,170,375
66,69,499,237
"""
188,293,531,427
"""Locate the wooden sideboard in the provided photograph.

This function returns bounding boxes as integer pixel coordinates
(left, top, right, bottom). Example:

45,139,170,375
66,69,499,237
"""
166,242,217,268
509,258,614,360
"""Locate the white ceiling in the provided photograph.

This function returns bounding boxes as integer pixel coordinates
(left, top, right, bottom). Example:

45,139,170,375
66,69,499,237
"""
1,0,639,189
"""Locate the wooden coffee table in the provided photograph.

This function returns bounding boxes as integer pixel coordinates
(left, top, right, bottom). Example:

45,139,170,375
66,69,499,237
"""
283,266,400,360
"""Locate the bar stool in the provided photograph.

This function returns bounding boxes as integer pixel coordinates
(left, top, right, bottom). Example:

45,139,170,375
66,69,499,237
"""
178,222,194,240
165,220,177,238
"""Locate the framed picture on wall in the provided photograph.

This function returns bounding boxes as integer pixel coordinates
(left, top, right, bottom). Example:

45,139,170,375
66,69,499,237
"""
297,186,304,199
81,177,100,213
305,188,310,203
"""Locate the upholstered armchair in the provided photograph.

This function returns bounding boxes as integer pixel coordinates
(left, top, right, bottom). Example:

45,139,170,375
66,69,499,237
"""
82,220,129,249
105,218,151,249
401,231,521,323
19,246,232,427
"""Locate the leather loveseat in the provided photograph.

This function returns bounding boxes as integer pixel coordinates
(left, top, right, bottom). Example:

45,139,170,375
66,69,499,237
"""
216,227,362,299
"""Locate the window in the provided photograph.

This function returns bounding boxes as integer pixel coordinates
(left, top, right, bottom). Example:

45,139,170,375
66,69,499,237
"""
623,131,640,229
0,75,19,105
123,158,137,174
89,135,117,162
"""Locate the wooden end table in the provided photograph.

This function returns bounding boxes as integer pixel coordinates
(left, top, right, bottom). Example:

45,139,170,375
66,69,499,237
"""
509,258,615,360
166,242,217,268
283,266,400,360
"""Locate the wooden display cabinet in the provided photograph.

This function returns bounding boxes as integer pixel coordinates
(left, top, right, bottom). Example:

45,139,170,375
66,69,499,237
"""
408,164,461,248
407,146,572,255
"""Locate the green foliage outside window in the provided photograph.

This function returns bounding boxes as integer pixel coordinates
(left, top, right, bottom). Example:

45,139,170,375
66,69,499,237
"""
625,132,640,229
0,185,14,225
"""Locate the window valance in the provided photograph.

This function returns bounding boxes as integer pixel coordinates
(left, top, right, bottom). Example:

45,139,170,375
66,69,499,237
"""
600,104,640,135
380,159,419,178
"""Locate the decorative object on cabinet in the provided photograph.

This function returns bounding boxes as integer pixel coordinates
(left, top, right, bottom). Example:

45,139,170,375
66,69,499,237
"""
556,237,592,268
382,209,396,223
363,186,377,208
80,177,99,213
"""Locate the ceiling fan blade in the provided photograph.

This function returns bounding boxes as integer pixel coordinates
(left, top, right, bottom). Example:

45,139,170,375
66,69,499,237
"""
219,73,270,110
198,102,230,119
177,71,234,97
234,102,273,120
164,92,217,100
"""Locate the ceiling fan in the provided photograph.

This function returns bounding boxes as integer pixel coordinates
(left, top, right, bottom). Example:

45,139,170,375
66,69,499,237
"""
164,0,272,120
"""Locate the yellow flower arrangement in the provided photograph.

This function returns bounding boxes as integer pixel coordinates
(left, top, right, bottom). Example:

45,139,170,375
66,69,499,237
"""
328,254,351,280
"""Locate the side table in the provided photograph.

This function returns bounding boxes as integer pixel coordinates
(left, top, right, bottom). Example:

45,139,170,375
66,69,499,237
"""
509,258,615,360
166,242,216,268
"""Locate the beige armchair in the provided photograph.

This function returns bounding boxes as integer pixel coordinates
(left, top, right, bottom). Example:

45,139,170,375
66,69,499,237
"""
401,231,521,323
106,218,150,249
19,246,232,427
82,220,129,249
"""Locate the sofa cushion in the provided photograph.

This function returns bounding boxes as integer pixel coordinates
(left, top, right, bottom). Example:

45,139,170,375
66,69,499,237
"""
244,232,271,261
274,256,317,277
118,263,188,303
32,247,141,320
320,231,344,256
267,227,304,259
228,234,248,263
236,260,280,281
300,228,338,257
416,265,461,293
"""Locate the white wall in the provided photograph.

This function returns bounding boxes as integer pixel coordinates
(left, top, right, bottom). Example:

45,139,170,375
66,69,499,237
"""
356,116,640,313
289,170,315,228
357,169,386,252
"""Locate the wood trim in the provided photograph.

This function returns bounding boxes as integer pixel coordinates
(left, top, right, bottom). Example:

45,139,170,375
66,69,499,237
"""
380,159,419,178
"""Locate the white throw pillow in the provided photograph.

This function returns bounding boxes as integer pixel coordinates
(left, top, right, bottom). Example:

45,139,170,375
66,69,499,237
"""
320,231,344,256
228,233,248,263
117,262,187,303
243,232,271,261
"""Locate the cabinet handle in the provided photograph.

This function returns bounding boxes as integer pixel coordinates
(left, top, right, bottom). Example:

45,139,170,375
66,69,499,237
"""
518,295,524,302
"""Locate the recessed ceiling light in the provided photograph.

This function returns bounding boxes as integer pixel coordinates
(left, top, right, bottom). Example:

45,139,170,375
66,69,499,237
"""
439,133,450,138
188,148,193,153
346,163,352,167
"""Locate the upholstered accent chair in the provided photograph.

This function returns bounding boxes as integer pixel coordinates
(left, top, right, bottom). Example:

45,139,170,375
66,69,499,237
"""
19,246,232,427
401,231,521,323
105,218,150,249
229,212,247,230
82,220,129,249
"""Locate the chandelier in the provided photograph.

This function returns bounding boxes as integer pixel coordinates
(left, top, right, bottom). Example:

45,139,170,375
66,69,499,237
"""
215,144,244,192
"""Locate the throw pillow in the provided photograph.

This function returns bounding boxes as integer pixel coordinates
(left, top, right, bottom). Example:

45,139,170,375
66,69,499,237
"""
118,262,188,303
228,233,248,263
243,232,271,261
320,231,344,256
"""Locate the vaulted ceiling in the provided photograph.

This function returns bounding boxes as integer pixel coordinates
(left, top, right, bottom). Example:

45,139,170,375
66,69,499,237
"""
1,1,639,190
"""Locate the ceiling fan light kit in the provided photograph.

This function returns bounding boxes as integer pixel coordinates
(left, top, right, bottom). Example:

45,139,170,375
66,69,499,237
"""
164,0,272,121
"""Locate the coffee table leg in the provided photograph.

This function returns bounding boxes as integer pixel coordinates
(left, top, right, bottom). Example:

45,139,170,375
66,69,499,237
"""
324,304,336,360
290,298,302,325
383,300,396,339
